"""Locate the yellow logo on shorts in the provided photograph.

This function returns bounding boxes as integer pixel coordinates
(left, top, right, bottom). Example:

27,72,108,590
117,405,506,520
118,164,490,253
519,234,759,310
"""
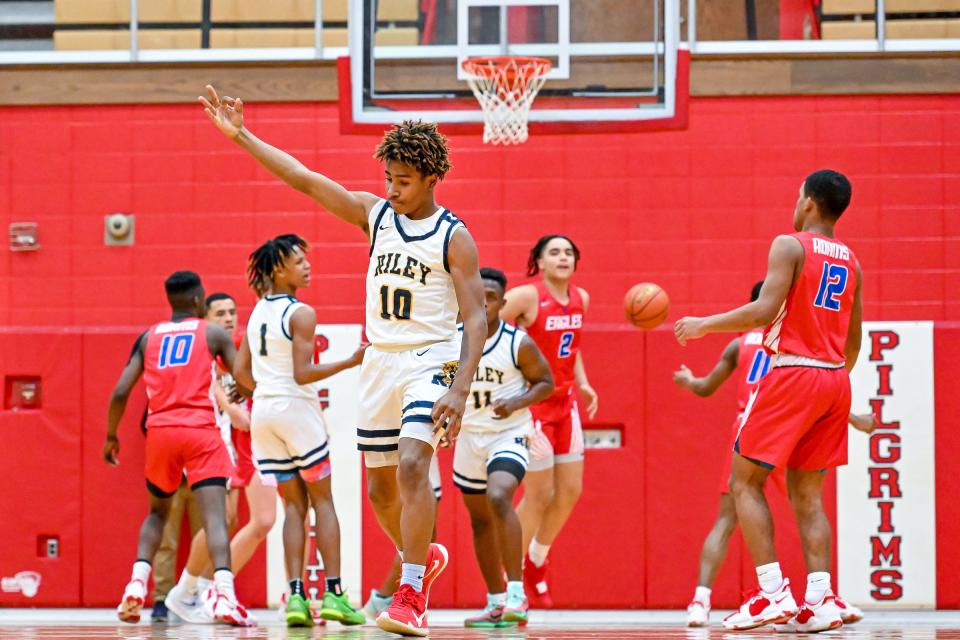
431,361,460,388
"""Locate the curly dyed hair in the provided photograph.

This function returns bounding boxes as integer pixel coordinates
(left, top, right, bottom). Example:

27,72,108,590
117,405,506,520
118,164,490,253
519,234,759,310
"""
374,120,452,179
247,234,308,293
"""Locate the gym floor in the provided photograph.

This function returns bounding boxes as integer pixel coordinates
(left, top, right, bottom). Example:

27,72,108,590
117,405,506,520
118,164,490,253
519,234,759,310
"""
2,610,959,639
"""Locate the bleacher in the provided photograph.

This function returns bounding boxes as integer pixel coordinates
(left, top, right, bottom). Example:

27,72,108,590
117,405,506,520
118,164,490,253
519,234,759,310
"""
821,0,960,39
51,0,419,50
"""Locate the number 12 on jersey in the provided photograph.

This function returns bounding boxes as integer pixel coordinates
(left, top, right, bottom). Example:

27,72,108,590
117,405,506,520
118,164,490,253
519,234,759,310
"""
813,261,849,312
379,286,413,321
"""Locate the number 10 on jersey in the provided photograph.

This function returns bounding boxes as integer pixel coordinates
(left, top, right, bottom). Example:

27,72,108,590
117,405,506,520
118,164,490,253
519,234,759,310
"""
379,286,413,321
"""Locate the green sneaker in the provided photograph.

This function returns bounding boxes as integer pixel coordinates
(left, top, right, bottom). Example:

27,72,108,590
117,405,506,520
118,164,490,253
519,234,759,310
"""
320,591,365,626
286,593,313,627
464,602,517,628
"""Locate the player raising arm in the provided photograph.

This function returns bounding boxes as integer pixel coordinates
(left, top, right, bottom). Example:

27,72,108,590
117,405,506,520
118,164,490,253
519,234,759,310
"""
201,85,485,637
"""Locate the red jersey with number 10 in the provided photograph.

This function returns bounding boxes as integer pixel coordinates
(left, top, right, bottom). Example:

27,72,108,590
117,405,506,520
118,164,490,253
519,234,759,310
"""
142,318,217,429
524,280,584,398
763,232,858,363
736,330,769,412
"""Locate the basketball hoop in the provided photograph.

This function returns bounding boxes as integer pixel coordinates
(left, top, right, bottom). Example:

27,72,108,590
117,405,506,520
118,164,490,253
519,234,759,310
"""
462,56,551,145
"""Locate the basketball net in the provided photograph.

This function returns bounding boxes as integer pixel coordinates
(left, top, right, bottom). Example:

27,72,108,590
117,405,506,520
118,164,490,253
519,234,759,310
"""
462,56,551,145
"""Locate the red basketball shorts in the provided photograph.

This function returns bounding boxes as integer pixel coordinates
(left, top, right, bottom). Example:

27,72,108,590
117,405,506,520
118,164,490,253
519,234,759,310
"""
529,391,584,471
721,415,787,494
145,426,232,495
735,365,851,470
229,428,257,489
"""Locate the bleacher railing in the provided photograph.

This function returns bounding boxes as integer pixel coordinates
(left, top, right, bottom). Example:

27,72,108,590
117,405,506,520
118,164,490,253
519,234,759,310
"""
0,0,958,64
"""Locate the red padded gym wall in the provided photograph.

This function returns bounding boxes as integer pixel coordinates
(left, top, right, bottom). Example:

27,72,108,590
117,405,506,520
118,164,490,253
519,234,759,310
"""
0,95,957,327
0,330,83,606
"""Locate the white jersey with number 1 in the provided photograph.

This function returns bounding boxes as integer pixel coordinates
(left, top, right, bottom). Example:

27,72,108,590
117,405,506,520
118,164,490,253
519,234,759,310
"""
365,199,464,350
246,294,315,400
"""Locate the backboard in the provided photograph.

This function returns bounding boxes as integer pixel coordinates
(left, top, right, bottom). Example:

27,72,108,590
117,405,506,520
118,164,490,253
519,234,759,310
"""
340,0,688,136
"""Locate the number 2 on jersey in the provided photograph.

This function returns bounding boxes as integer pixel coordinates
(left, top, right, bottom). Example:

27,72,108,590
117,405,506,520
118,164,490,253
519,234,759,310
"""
379,286,413,321
558,331,574,358
813,261,849,312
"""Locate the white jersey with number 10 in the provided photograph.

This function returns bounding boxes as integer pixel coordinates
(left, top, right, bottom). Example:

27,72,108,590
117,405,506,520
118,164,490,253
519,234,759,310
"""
365,199,464,350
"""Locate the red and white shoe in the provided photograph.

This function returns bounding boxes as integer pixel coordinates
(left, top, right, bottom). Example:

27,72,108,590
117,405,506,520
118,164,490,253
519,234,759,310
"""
213,592,257,627
774,593,843,633
376,583,429,637
421,542,449,605
523,555,554,608
686,599,710,627
116,579,147,623
833,593,863,624
723,579,798,630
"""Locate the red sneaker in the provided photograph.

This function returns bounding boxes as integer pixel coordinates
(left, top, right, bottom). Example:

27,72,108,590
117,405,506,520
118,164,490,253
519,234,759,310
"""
376,584,428,637
523,554,554,608
421,542,449,604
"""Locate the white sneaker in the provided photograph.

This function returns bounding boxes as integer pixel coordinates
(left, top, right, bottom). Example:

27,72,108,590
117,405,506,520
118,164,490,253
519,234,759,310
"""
213,592,257,627
164,583,209,623
775,593,843,633
833,593,863,624
686,599,710,627
362,589,393,622
723,578,798,630
116,579,147,623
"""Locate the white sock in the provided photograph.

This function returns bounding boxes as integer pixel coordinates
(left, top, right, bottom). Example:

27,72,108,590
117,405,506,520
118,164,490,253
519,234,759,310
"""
528,538,551,568
131,560,151,584
506,581,525,601
214,569,236,601
694,585,712,607
197,576,213,593
400,563,425,592
372,589,392,603
487,592,506,607
805,572,831,605
757,562,783,594
177,570,200,596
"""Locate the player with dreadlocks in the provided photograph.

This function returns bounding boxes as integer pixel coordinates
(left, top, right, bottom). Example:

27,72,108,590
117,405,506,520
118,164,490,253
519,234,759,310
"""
233,234,368,627
201,85,486,636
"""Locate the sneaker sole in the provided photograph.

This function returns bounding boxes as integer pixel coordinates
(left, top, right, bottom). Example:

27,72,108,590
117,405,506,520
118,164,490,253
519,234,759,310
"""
726,610,798,631
376,614,428,637
465,620,517,628
320,607,365,626
286,611,313,627
117,596,143,623
502,611,528,624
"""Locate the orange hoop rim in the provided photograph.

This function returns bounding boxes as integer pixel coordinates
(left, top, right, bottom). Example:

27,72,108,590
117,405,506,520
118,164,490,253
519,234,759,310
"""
461,55,552,80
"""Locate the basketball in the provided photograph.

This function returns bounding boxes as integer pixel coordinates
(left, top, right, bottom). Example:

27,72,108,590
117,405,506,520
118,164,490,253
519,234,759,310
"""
624,282,670,329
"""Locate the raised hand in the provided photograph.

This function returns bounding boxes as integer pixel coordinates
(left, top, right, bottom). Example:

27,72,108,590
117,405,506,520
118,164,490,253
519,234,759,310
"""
199,84,244,139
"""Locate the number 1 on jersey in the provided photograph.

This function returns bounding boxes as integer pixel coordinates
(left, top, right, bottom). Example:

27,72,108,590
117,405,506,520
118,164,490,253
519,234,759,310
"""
259,323,268,356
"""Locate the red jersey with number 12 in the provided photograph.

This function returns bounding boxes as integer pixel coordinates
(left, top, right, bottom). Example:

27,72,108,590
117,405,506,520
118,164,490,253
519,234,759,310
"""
736,330,769,413
524,280,584,398
763,232,858,363
142,318,217,429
